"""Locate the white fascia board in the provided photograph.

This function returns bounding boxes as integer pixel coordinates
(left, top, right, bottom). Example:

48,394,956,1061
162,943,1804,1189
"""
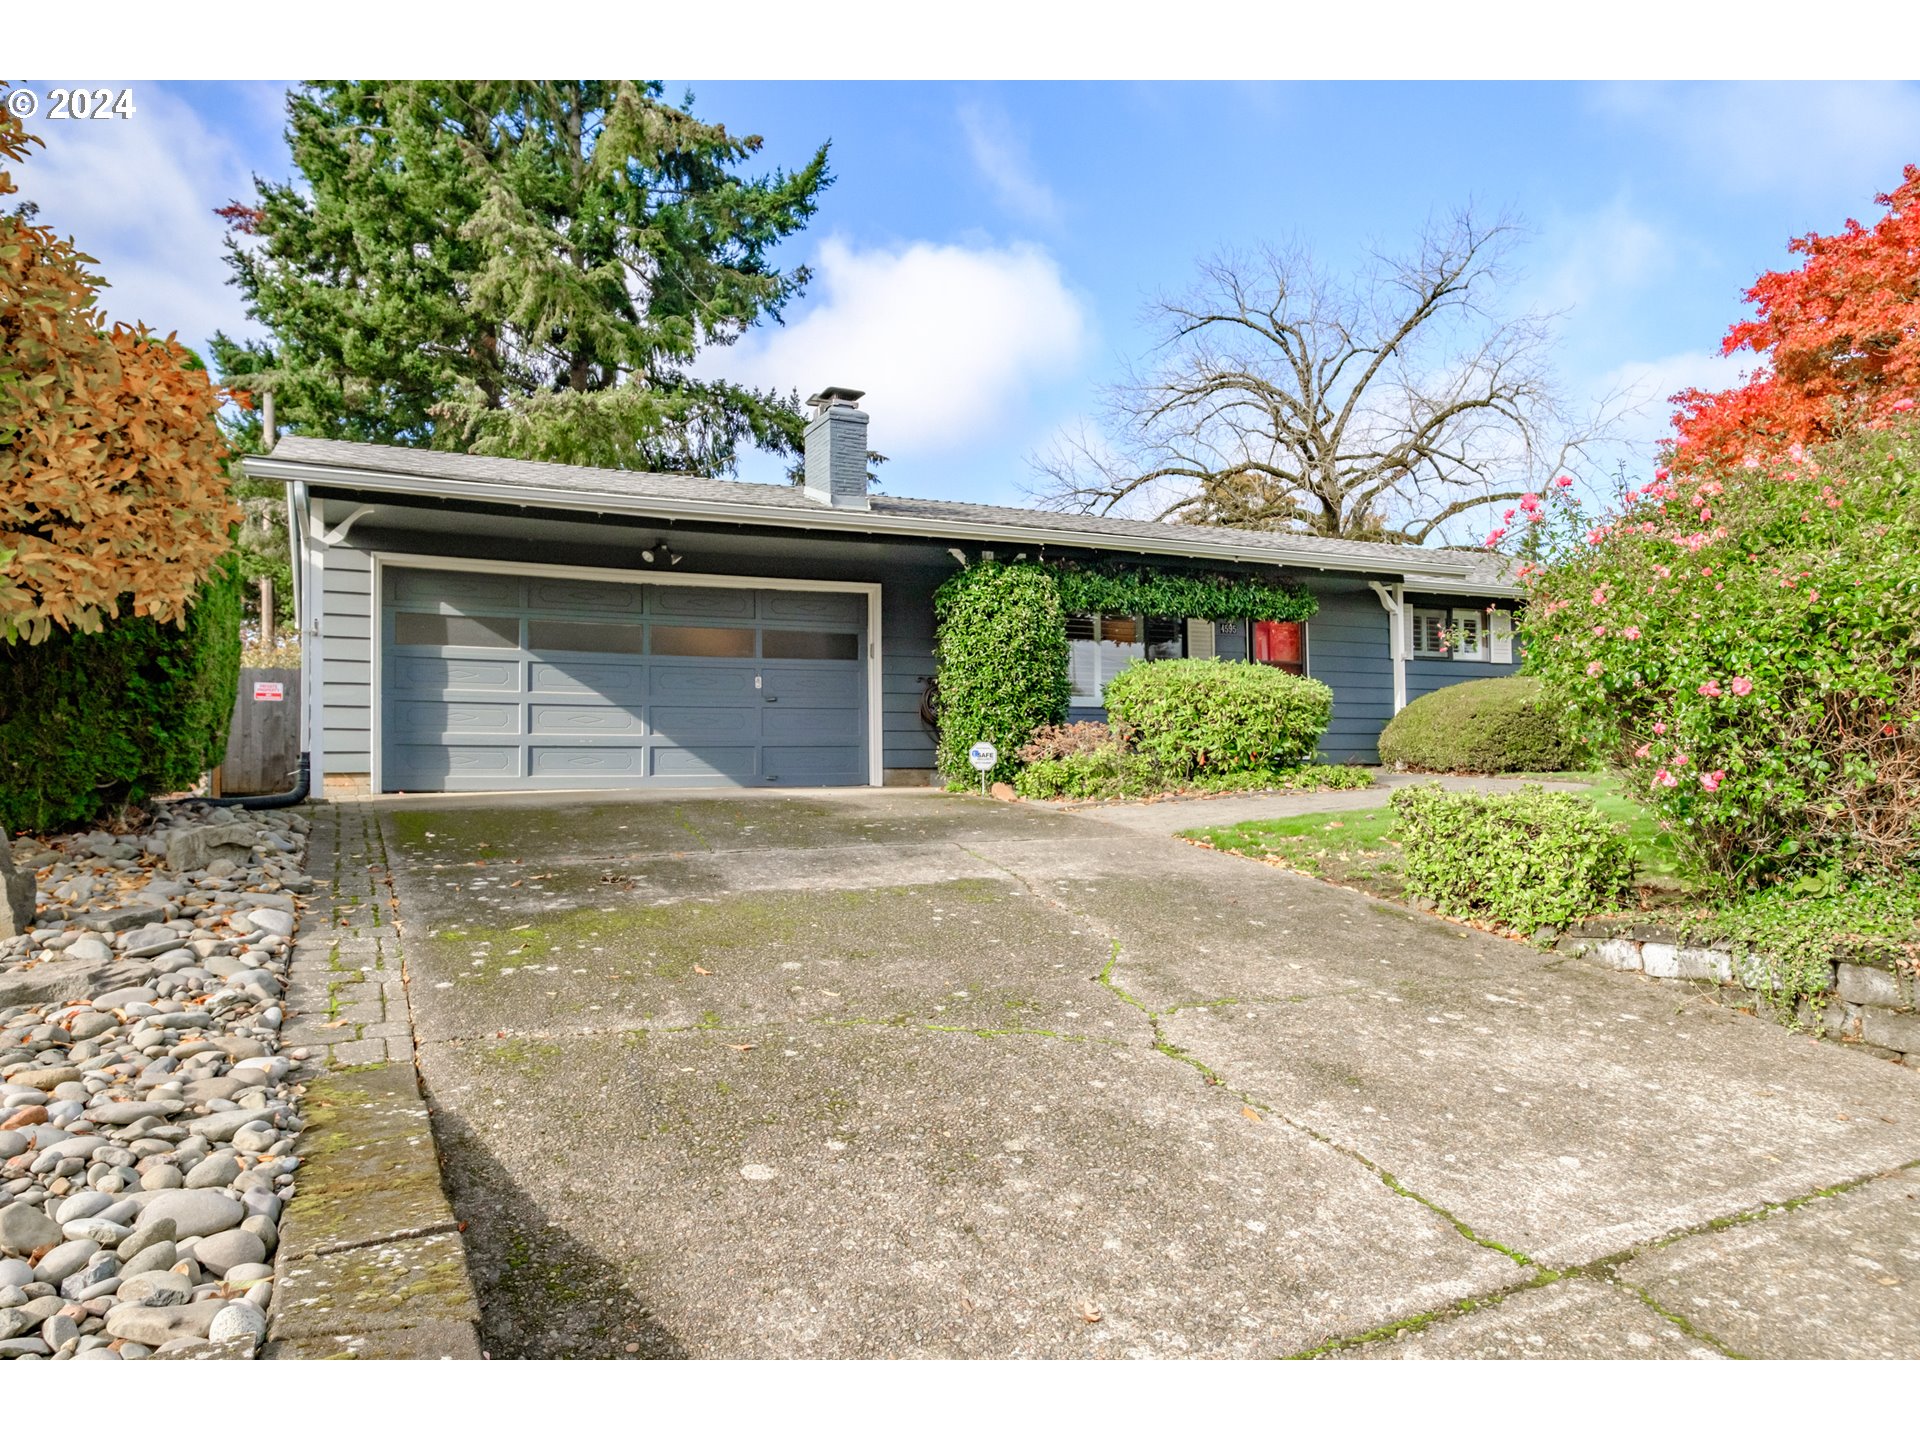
1400,573,1526,599
245,455,1480,580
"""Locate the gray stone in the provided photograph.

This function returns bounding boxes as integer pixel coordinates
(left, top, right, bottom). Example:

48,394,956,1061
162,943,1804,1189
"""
183,1153,241,1190
132,1189,242,1238
246,908,296,939
185,1107,283,1143
120,1241,177,1278
116,1269,194,1306
163,824,257,875
104,1296,227,1346
55,1191,113,1225
61,1216,131,1245
41,1313,79,1349
194,1228,265,1276
0,1201,62,1256
139,1165,184,1192
64,936,115,965
117,1218,176,1260
206,1300,268,1343
0,1336,51,1357
0,1258,32,1288
1859,1008,1920,1055
33,1238,98,1285
86,1100,183,1125
1837,962,1913,1010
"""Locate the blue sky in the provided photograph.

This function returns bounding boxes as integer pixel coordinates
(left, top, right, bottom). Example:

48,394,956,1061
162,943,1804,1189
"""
14,80,1920,536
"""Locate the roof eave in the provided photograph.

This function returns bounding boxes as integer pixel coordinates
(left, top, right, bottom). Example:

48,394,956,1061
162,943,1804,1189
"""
242,455,1481,579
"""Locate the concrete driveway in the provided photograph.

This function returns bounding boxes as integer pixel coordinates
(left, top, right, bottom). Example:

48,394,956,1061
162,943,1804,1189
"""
370,788,1920,1359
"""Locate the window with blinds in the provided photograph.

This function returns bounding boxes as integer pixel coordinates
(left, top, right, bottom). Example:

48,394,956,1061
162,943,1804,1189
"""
1067,614,1147,706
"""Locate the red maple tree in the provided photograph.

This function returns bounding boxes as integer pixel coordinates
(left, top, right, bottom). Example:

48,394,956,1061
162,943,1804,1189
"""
1670,163,1920,470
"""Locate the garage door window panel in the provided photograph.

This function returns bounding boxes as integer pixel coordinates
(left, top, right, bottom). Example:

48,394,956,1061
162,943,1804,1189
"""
526,619,646,655
761,629,861,661
652,625,756,658
392,612,520,649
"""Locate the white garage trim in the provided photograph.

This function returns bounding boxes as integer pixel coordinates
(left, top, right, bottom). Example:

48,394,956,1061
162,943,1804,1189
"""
367,551,884,793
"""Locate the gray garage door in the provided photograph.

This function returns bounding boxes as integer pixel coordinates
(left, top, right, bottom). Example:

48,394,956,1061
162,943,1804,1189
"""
380,568,868,792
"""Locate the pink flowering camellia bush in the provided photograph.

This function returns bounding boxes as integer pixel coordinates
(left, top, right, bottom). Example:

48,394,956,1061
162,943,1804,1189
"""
1520,424,1920,887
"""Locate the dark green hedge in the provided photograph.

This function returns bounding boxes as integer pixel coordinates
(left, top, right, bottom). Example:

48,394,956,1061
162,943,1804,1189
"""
1379,676,1580,774
0,557,243,832
932,562,1070,784
1102,659,1333,776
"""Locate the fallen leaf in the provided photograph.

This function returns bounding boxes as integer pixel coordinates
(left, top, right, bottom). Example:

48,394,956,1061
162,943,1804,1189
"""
727,1043,755,1053
694,965,712,976
1878,1275,1901,1286
1836,1113,1853,1122
1241,1106,1263,1123
1080,1301,1103,1324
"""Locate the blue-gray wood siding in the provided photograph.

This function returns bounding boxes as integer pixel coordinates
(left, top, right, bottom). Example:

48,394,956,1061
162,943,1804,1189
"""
1304,588,1394,764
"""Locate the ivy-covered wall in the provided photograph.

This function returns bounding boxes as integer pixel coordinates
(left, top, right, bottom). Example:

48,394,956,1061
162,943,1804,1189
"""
932,559,1318,782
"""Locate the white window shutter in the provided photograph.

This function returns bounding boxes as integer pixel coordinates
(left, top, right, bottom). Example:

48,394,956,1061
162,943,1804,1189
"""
1186,618,1217,660
1489,609,1513,665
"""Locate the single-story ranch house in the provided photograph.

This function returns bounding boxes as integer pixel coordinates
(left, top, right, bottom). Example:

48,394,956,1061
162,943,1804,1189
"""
244,388,1521,796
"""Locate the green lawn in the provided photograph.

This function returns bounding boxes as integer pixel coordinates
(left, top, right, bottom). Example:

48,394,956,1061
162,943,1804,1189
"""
1184,777,1686,901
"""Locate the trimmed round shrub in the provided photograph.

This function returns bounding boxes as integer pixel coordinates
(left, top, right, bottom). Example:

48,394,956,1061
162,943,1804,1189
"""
1390,783,1635,933
1378,676,1579,774
1102,659,1332,777
0,556,243,833
932,562,1070,786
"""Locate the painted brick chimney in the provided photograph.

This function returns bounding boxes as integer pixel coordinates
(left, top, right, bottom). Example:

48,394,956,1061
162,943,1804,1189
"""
802,386,870,510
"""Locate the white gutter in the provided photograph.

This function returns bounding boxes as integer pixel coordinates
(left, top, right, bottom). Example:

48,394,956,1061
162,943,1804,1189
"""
1401,574,1524,599
1368,581,1409,715
241,455,1483,581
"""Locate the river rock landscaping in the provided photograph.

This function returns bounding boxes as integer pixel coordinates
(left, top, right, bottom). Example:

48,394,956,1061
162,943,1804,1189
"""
0,805,312,1360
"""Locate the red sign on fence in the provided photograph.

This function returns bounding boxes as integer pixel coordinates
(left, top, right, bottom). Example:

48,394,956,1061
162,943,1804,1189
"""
252,681,285,702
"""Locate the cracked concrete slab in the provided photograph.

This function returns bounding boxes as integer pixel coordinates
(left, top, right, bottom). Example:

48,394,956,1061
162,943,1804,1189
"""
368,788,1920,1359
416,1024,1515,1358
1326,1276,1723,1359
1160,985,1920,1267
1618,1170,1920,1358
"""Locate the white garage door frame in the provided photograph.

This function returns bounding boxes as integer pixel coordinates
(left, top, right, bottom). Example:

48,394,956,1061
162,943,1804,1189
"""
368,551,885,793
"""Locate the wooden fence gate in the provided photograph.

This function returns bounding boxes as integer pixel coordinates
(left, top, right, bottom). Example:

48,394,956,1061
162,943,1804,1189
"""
215,667,300,796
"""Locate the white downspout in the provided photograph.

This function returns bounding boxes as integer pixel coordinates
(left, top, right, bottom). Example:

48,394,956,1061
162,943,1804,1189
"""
1369,581,1408,715
303,493,327,791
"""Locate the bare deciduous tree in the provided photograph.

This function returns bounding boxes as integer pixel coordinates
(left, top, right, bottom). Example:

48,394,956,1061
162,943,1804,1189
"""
1031,208,1621,545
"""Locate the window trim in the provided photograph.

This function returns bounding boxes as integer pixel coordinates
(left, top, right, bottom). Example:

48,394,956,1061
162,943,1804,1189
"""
1448,607,1485,661
1409,607,1449,657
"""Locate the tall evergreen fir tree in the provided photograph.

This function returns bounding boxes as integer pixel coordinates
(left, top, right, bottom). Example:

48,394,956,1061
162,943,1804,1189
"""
211,81,831,475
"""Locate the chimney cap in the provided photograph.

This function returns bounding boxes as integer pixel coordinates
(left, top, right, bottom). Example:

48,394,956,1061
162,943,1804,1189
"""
806,385,866,414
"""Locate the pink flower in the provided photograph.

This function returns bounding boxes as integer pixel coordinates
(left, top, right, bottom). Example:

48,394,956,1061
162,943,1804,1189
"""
1671,753,1689,767
1654,722,1668,735
1653,768,1677,788
1701,770,1725,792
1591,587,1610,607
1592,625,1607,637
1729,676,1753,696
1586,660,1605,678
1555,475,1574,488
1633,743,1652,759
1894,398,1916,412
1697,680,1723,698
1621,626,1641,640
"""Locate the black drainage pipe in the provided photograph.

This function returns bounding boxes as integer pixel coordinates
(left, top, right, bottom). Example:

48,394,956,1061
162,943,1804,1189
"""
201,752,312,811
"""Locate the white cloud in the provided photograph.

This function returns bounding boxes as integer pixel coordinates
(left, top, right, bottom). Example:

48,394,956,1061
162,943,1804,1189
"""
713,236,1089,454
1596,348,1756,455
11,83,260,357
1528,199,1674,318
1591,82,1920,200
958,102,1062,228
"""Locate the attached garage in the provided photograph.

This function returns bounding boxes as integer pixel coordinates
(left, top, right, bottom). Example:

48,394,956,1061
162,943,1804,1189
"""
377,562,876,792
